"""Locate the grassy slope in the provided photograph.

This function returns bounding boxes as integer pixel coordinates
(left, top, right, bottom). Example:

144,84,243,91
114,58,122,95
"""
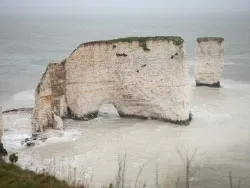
0,162,72,188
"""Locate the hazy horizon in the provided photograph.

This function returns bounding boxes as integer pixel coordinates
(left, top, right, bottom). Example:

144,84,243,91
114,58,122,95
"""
1,0,250,14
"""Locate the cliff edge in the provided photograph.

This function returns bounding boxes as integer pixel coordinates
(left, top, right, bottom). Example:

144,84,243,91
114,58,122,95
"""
32,36,191,132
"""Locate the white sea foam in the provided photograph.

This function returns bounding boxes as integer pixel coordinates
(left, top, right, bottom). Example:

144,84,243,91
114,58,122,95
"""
1,79,250,188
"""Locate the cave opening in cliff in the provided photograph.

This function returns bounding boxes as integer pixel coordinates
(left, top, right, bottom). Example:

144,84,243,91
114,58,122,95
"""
97,103,120,118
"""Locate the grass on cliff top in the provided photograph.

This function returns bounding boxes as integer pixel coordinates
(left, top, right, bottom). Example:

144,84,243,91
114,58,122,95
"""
81,36,184,48
196,37,224,43
0,162,73,188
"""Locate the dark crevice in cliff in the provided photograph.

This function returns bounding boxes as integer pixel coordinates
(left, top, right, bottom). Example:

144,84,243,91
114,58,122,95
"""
67,107,98,121
196,81,221,88
116,53,128,57
171,52,179,59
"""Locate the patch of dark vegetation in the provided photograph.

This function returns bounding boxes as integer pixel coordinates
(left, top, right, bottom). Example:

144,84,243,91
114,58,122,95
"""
171,55,174,59
197,37,224,44
175,53,178,56
141,64,146,68
118,112,192,126
116,53,128,57
79,36,184,51
112,45,116,49
196,81,220,88
136,70,139,73
3,108,33,114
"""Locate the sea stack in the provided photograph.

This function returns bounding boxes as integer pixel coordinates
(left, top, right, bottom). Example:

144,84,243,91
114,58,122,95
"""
32,36,191,132
195,37,224,87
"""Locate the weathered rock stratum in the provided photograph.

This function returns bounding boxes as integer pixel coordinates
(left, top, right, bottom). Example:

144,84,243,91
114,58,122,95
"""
195,37,224,87
32,36,191,132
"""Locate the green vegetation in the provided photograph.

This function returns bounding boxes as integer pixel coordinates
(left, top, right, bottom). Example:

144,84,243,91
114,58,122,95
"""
0,162,73,188
105,36,184,46
81,36,184,51
197,37,224,44
0,150,244,188
9,153,18,164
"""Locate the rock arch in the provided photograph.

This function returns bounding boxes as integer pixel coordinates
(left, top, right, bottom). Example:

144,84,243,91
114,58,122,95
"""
32,37,191,132
97,103,119,118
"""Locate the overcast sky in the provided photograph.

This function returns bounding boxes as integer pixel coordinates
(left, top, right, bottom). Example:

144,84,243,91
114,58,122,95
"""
1,0,250,14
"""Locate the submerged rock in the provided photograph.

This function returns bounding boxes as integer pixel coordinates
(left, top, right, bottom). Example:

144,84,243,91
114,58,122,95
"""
0,142,7,156
32,36,191,132
21,134,47,147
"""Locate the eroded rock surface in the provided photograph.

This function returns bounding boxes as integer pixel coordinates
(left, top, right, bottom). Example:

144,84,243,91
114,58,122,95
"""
195,37,224,87
32,36,191,132
0,107,7,156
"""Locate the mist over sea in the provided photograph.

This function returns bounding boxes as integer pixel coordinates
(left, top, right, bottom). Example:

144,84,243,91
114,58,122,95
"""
1,11,250,188
0,12,250,107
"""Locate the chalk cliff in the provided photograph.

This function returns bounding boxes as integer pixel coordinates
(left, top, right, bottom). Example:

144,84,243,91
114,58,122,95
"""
0,107,7,157
195,37,224,87
32,37,191,132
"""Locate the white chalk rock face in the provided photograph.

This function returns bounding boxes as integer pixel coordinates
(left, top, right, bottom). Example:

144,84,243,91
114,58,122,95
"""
195,37,224,87
53,113,64,130
32,63,67,132
32,37,191,132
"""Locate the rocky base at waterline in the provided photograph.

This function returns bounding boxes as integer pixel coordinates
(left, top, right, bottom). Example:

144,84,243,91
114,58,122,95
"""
196,81,221,88
2,108,33,114
119,112,193,126
21,133,47,147
0,142,7,157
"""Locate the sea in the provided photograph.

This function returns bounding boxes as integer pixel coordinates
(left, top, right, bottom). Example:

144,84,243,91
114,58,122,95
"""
0,11,250,188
